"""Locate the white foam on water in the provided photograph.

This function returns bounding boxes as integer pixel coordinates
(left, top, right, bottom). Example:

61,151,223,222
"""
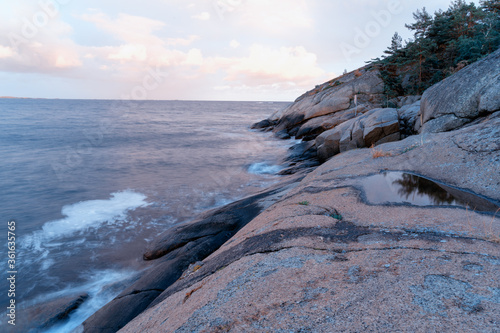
21,190,150,253
248,162,283,175
32,269,138,333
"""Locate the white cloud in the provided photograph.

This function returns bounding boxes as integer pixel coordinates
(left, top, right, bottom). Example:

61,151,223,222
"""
81,11,165,45
55,54,82,68
236,0,312,34
108,44,148,61
223,44,326,85
166,35,199,46
192,12,211,20
182,48,204,66
229,40,240,49
0,17,82,72
0,45,14,58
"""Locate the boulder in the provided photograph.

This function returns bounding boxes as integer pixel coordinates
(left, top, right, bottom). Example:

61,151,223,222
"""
295,105,372,141
362,108,400,146
250,119,274,130
419,47,500,133
316,108,400,161
272,67,385,136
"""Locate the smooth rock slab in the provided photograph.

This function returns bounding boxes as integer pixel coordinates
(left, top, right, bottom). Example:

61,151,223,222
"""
419,47,500,133
120,247,499,333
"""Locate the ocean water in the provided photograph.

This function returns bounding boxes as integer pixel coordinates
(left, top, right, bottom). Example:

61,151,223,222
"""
0,99,292,331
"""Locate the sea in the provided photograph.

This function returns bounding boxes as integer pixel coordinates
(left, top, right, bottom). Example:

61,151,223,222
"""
0,99,294,332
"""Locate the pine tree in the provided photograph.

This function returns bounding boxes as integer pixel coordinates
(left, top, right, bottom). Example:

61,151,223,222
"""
405,7,434,93
481,0,500,14
371,0,500,98
384,32,403,58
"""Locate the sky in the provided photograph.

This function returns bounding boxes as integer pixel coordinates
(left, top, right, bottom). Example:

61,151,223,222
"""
0,0,482,101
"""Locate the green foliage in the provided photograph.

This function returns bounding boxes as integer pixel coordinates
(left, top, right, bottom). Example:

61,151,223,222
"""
298,201,310,206
373,0,500,97
330,213,343,220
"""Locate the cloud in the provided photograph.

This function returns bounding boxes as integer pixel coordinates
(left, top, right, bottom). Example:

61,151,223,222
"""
108,44,148,61
81,11,165,45
235,0,312,34
192,12,211,20
222,44,327,85
166,35,199,46
0,45,14,58
80,10,203,70
229,40,240,49
0,18,82,72
182,48,204,66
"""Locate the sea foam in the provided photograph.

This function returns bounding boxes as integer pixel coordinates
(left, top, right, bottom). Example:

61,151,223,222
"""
21,190,150,251
248,162,283,175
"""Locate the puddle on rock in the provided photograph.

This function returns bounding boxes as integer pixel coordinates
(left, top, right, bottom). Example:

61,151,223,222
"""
360,172,500,213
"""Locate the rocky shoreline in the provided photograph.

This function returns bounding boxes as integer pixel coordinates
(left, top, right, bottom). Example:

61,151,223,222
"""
115,49,499,332
25,49,500,332
116,117,500,332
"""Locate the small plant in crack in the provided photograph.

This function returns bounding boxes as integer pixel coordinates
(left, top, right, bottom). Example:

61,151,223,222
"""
486,208,500,243
329,209,343,220
298,201,310,206
371,144,391,158
330,213,343,220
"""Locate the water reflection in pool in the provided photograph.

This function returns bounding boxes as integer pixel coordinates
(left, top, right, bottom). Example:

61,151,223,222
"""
360,172,500,213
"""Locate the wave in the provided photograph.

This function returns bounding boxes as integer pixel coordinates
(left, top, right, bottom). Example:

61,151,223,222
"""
21,190,150,253
248,162,283,175
36,269,138,333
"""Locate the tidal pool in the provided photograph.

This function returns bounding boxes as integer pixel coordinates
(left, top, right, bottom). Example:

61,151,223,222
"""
360,171,500,213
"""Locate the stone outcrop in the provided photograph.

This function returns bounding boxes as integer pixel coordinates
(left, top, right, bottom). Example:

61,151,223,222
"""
119,115,500,333
417,47,500,133
316,108,400,161
255,67,385,139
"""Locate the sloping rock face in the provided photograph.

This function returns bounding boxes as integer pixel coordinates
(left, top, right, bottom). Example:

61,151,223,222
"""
119,115,500,333
418,47,500,133
316,108,400,161
81,177,302,333
259,67,385,139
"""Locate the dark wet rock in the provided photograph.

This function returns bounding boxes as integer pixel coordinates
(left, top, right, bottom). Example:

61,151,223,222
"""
83,236,226,333
398,100,420,137
18,294,88,332
143,208,244,261
418,47,500,133
250,119,275,130
275,129,291,140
